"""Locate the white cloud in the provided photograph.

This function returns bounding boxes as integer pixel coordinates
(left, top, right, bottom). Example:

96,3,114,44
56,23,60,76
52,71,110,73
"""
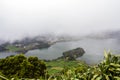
0,0,120,40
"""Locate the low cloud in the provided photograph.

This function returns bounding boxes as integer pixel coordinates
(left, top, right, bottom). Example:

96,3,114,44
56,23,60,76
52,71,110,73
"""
0,0,120,40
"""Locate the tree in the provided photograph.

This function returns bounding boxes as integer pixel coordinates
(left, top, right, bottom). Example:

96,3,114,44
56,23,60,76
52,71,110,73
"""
0,54,46,79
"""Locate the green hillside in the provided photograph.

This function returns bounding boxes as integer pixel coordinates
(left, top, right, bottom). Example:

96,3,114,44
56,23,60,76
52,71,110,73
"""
0,51,119,80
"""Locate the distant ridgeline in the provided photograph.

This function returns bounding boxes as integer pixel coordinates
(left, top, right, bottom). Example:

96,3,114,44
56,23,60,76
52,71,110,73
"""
0,37,51,53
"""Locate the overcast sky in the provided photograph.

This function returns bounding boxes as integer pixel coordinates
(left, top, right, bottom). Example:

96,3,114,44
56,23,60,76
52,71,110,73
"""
0,0,120,40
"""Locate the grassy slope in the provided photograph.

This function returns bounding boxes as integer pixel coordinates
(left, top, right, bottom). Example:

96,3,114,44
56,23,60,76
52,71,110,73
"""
46,59,87,75
6,45,21,52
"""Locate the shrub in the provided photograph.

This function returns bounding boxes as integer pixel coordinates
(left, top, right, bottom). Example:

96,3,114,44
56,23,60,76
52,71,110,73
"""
0,54,46,79
48,51,120,80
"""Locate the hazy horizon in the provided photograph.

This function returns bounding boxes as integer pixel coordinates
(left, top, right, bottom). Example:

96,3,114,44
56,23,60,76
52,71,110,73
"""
0,0,120,41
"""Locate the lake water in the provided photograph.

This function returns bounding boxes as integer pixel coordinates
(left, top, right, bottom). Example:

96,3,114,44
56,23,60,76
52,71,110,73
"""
0,38,120,64
0,52,17,58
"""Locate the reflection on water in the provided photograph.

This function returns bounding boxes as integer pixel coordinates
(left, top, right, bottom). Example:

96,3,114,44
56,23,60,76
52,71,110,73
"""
0,38,120,64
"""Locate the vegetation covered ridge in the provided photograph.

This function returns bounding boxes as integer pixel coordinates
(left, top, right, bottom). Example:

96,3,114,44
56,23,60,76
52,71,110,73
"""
0,51,119,80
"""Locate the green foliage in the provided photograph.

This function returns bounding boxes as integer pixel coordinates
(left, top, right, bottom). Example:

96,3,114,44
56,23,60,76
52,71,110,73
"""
0,54,46,79
0,51,119,80
48,51,120,80
6,45,21,52
47,60,88,80
0,72,8,80
46,59,86,75
80,51,120,80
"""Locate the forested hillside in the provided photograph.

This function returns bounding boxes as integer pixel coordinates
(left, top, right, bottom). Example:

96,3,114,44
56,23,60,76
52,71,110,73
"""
0,51,119,80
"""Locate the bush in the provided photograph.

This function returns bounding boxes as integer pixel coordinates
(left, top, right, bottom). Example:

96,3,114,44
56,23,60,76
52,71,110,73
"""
48,51,120,80
0,54,46,79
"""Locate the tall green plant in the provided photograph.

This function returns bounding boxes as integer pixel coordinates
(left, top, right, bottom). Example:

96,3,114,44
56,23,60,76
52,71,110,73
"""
48,51,120,80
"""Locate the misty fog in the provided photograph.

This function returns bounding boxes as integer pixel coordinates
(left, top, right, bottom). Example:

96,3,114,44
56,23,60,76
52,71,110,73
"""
0,0,120,41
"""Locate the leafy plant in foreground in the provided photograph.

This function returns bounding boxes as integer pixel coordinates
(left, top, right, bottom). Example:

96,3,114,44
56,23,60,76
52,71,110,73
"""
48,51,120,80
